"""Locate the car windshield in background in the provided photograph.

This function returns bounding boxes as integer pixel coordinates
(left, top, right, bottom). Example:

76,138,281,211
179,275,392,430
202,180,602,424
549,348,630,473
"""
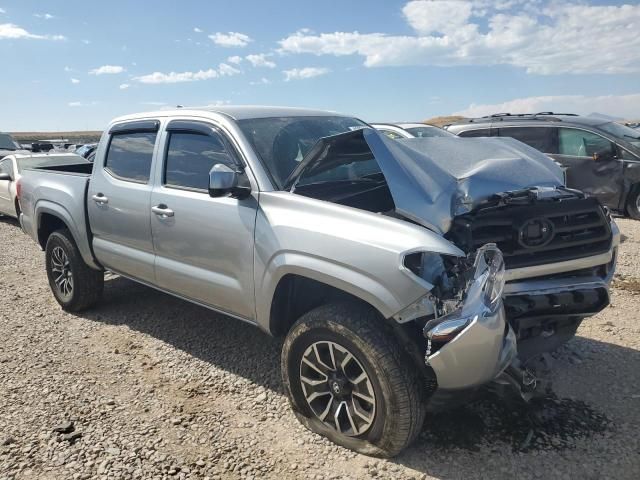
598,122,640,148
0,134,19,150
237,116,367,188
405,126,454,138
17,155,88,172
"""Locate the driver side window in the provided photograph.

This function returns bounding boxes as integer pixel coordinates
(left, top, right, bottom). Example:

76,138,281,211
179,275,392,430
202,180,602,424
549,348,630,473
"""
164,131,237,191
558,128,615,158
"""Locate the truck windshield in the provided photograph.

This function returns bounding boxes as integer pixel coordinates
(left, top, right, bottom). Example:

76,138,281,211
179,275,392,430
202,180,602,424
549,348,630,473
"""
237,116,367,188
0,133,19,150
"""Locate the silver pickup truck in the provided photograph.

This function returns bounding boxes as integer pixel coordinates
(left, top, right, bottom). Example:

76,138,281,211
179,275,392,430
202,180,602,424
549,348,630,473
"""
17,106,619,456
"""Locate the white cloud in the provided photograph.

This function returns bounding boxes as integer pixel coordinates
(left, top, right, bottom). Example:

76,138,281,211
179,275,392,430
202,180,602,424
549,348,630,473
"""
283,67,330,81
0,23,65,40
278,1,640,75
70,78,80,84
119,83,130,90
250,77,271,85
34,13,55,20
209,31,252,47
218,63,241,76
193,27,202,33
68,101,97,107
140,101,167,106
89,65,125,75
64,66,72,72
246,53,276,68
402,0,472,35
0,8,5,14
227,55,243,64
455,94,640,120
82,39,90,45
133,63,240,84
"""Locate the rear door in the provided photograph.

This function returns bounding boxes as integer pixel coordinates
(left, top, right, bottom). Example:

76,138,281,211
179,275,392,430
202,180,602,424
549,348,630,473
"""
87,120,160,282
150,120,258,320
0,158,14,215
551,127,624,209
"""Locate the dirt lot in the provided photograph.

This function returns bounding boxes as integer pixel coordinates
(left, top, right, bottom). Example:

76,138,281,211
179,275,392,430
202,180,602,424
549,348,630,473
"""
0,217,638,480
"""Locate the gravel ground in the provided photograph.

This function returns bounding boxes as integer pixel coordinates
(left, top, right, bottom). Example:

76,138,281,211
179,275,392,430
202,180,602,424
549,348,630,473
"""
0,216,639,480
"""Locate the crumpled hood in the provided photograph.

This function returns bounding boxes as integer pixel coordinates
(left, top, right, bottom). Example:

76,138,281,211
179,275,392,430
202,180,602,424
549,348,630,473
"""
288,128,564,234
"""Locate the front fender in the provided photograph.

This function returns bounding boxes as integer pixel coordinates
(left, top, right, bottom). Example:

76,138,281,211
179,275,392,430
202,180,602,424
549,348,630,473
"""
256,252,417,331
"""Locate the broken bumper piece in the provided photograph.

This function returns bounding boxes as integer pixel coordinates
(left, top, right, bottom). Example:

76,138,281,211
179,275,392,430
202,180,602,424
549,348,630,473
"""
424,245,517,390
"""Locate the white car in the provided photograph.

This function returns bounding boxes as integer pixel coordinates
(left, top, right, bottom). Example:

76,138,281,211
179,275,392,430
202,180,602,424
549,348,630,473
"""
0,153,88,218
371,122,456,139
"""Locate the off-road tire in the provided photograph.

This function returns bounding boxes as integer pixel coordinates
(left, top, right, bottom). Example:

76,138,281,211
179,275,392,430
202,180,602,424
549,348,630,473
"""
626,186,640,220
281,302,427,457
45,229,103,311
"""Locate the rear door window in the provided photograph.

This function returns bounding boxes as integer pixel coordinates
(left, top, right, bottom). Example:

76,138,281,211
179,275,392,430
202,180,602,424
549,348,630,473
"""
497,127,557,153
557,128,615,157
105,132,157,182
164,131,237,191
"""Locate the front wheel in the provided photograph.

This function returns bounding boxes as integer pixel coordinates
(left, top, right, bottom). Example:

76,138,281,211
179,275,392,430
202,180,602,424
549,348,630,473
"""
45,229,104,311
281,302,426,457
626,186,640,220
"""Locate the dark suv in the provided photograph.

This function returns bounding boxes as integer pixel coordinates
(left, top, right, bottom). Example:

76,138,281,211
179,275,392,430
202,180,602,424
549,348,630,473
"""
446,113,640,219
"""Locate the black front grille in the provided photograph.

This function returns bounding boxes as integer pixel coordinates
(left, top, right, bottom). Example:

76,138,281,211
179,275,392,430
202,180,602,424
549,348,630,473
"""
448,196,612,269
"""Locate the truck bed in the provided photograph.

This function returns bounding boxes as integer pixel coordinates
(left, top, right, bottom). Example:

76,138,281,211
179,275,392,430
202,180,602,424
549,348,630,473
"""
18,164,97,269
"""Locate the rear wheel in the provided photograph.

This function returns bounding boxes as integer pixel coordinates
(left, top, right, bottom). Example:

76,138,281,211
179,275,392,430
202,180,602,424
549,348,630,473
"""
45,229,103,311
281,302,426,457
626,186,640,220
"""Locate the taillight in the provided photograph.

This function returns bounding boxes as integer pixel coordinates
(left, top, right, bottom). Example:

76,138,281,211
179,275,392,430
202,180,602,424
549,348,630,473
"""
16,178,22,200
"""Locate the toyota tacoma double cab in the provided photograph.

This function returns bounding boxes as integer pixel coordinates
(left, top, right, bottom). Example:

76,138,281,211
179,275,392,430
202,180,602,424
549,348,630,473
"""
17,107,619,456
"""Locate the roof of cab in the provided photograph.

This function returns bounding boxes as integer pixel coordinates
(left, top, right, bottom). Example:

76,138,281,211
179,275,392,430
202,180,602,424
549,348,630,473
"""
111,105,347,123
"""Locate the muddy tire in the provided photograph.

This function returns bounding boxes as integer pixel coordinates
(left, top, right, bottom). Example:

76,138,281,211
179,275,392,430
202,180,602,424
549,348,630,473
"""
45,229,103,312
626,186,640,220
281,302,426,457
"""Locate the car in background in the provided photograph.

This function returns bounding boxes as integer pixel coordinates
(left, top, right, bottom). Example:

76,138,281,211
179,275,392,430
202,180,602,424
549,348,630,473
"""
0,132,30,160
0,153,88,218
74,143,98,159
446,113,640,219
371,123,455,139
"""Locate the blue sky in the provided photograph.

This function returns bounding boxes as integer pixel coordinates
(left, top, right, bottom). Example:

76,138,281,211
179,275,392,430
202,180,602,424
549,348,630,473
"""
1,0,639,131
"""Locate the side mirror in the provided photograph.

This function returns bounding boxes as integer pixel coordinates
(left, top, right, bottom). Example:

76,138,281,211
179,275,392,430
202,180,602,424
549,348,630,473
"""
0,173,12,181
592,150,616,162
208,163,251,199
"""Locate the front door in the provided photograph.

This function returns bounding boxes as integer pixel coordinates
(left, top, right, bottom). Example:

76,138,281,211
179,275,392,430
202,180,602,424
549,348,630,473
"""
549,127,624,209
150,120,258,320
87,120,160,283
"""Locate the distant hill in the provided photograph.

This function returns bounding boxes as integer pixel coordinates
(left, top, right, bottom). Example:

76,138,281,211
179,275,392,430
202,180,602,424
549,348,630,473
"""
11,131,102,144
423,115,466,127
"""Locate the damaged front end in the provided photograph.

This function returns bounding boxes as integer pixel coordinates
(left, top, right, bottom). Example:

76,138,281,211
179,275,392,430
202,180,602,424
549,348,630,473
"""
398,244,540,408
